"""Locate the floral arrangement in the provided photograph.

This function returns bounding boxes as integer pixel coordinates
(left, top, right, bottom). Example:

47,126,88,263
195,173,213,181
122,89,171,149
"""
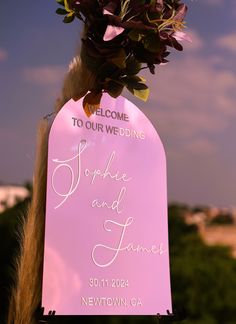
55,0,188,113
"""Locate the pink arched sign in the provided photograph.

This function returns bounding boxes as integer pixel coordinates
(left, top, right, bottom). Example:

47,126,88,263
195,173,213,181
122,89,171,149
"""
42,94,172,315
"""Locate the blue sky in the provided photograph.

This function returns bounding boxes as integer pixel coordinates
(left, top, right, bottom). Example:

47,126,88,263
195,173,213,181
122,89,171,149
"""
0,0,236,207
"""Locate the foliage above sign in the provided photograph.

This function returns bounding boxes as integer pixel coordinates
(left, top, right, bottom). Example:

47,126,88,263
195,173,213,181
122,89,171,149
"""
55,0,189,112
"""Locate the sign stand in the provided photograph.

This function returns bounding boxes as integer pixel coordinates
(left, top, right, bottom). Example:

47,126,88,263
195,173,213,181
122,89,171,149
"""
36,306,186,323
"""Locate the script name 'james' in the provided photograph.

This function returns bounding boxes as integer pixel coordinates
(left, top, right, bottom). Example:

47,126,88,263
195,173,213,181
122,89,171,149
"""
51,140,131,209
92,217,166,268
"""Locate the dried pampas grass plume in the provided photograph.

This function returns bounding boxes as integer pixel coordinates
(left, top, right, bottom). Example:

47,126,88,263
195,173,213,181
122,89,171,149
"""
7,56,96,324
7,120,50,324
55,56,96,113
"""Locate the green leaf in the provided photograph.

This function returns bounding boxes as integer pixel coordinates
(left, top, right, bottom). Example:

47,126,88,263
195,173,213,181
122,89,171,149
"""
139,76,146,82
98,63,119,81
125,56,141,76
56,0,65,6
143,32,162,53
128,29,143,42
123,75,144,88
105,80,124,98
133,87,150,101
63,12,75,23
126,78,150,101
56,8,67,15
109,49,126,69
133,82,148,90
64,0,71,12
146,4,161,22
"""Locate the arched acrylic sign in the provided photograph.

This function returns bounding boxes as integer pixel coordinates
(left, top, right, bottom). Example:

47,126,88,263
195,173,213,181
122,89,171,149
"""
42,94,172,315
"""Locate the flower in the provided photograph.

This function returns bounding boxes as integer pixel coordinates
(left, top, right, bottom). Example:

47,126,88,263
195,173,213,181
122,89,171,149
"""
173,30,192,43
103,9,125,41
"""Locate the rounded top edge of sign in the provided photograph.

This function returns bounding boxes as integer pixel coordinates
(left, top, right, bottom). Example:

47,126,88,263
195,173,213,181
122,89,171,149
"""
50,94,166,154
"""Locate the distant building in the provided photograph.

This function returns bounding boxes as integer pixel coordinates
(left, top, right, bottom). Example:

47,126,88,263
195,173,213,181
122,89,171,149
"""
181,205,236,258
0,185,30,213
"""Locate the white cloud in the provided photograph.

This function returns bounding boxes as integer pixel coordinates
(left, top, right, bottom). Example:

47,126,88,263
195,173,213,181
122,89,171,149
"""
183,29,204,52
143,56,236,144
22,65,65,85
184,138,218,155
216,32,236,54
0,48,8,61
131,52,236,205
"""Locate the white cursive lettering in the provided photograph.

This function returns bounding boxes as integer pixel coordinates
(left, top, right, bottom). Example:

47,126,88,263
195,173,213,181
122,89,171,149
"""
92,217,166,267
92,217,133,267
85,151,131,184
51,140,87,209
91,187,126,214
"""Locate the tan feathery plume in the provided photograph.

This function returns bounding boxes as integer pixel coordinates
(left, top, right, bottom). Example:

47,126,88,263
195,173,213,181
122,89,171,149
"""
7,57,96,324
